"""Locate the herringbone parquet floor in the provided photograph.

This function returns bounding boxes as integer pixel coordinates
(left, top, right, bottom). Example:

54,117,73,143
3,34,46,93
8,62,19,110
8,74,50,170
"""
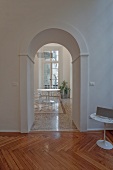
0,131,113,170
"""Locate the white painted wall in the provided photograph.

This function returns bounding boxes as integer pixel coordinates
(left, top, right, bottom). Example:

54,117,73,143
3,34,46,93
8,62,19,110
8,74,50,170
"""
62,46,72,98
62,47,71,86
0,0,113,132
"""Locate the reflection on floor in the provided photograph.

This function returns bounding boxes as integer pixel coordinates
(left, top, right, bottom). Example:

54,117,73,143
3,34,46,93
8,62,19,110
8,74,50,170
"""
31,98,78,131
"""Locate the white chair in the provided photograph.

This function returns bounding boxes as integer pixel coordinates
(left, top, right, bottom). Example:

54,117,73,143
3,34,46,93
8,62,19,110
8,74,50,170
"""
34,90,52,110
34,91,42,110
48,91,61,110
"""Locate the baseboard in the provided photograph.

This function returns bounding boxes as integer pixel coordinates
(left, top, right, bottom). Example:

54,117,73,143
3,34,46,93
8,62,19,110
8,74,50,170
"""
0,130,20,132
87,128,113,131
21,130,29,133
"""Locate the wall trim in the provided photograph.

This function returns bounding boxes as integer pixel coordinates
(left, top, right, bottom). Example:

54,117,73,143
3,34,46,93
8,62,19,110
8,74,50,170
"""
0,130,20,132
72,53,89,64
80,53,89,131
19,27,89,133
20,20,89,56
87,128,113,131
19,54,34,64
80,53,89,57
72,55,80,64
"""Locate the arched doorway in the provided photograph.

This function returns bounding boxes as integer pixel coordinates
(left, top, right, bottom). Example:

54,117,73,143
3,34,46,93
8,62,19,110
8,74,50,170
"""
33,43,73,131
19,28,89,133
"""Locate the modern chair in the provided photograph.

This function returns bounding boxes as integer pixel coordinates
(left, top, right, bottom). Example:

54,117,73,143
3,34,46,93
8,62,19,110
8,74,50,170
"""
34,90,52,110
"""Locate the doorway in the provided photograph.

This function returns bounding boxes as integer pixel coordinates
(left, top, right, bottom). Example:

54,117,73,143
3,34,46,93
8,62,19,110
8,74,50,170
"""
20,28,89,133
32,43,75,131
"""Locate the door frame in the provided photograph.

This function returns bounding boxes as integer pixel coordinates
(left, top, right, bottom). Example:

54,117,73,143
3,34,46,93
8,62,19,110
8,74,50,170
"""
19,26,89,133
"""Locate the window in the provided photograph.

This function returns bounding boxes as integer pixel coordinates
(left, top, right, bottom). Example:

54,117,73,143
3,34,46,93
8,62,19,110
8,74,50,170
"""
43,50,59,89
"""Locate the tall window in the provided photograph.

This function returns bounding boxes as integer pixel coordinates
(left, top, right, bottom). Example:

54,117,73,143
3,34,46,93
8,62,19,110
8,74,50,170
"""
43,50,59,89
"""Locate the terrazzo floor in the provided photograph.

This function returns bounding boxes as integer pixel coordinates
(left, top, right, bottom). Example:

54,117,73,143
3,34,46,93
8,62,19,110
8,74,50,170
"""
31,98,78,131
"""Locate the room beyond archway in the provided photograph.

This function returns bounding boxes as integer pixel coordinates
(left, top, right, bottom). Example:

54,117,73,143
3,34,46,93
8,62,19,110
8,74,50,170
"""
32,43,75,131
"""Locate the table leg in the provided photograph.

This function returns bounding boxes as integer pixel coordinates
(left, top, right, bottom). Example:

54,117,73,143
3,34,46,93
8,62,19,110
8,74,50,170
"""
43,91,54,107
96,123,113,150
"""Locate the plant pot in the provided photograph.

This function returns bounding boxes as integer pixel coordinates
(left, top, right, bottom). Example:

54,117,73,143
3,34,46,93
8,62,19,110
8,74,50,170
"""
61,90,70,99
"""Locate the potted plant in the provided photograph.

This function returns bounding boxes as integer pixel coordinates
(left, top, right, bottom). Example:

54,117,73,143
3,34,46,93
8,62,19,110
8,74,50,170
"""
59,80,70,99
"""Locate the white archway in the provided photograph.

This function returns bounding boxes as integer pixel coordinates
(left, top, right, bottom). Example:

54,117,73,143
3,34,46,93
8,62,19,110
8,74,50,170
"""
19,20,88,56
19,27,89,133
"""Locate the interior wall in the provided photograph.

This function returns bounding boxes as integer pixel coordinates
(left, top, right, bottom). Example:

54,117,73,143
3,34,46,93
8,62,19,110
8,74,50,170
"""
0,0,113,132
62,46,72,98
62,47,71,85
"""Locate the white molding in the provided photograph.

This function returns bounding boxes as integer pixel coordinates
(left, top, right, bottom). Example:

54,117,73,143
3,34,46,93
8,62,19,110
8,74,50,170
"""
87,128,113,131
20,55,35,133
20,130,29,133
0,130,20,132
19,24,89,133
72,53,89,64
20,56,28,133
20,20,89,56
72,55,80,64
80,53,89,57
80,53,89,131
19,54,34,64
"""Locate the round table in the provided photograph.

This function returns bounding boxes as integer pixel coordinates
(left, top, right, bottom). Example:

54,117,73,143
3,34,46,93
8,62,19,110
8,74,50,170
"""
90,113,113,150
37,88,60,103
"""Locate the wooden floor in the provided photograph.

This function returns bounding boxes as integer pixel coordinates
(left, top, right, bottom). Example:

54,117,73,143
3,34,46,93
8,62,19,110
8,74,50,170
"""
0,131,113,170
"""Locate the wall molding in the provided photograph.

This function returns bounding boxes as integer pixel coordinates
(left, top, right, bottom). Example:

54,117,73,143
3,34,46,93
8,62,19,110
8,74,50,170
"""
80,53,89,57
80,53,89,131
0,130,20,132
87,128,113,131
72,55,80,64
19,26,89,132
72,53,89,64
19,54,34,64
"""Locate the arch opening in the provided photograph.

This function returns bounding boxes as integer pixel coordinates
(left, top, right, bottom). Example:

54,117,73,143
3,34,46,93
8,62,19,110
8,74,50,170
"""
33,43,73,131
19,28,89,132
28,28,80,61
